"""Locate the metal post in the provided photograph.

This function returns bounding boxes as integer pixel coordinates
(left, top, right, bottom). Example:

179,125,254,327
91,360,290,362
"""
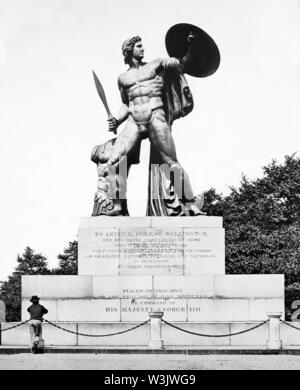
148,311,164,349
267,312,282,350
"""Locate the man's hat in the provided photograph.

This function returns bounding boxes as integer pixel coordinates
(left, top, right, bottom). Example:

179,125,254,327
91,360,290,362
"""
165,23,220,77
30,295,40,302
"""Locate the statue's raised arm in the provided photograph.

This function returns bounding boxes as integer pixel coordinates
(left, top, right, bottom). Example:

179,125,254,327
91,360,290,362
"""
165,23,220,77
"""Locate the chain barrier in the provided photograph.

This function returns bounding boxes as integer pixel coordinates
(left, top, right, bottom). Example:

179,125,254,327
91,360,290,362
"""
161,319,269,338
1,318,269,338
280,319,300,331
0,320,30,333
1,317,277,342
44,318,150,337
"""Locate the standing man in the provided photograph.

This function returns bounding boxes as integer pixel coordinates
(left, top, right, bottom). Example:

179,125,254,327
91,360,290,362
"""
27,295,48,353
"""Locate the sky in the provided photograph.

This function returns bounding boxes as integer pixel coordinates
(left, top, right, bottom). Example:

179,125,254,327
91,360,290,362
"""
0,0,299,280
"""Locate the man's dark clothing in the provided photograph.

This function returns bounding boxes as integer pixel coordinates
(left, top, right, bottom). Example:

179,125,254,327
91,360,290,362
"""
27,304,48,321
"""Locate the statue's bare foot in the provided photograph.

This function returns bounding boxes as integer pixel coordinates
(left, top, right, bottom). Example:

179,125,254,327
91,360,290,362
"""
185,193,206,216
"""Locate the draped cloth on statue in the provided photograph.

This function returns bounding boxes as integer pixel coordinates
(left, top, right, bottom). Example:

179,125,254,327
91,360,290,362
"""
146,66,200,216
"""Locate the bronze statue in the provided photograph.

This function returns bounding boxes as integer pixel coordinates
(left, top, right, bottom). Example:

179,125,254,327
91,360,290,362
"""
91,24,220,216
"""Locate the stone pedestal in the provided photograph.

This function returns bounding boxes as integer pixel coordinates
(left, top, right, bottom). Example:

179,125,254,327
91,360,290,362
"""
20,217,285,348
22,217,285,326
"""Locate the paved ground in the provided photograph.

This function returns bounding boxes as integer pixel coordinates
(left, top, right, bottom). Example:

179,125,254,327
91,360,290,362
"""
1,353,300,370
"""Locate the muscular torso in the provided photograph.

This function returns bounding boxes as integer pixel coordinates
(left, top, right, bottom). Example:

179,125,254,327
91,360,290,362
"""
119,60,164,123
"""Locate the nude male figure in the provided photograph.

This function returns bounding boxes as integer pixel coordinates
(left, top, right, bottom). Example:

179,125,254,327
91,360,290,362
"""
107,36,195,202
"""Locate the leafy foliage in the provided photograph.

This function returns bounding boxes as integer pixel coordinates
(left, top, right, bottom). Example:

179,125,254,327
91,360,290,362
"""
0,247,49,322
285,283,300,320
0,241,78,321
51,241,78,275
204,154,300,319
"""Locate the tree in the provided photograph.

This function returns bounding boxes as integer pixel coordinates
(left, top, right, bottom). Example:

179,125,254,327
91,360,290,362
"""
0,247,50,321
204,154,300,319
52,241,78,275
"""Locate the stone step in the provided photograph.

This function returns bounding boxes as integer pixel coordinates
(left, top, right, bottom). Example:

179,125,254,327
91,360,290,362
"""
2,346,300,354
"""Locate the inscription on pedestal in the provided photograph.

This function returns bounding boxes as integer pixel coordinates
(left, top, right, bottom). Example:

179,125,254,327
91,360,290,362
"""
121,298,188,321
92,276,153,298
78,228,120,275
184,231,217,259
153,276,215,298
120,228,183,275
78,218,225,276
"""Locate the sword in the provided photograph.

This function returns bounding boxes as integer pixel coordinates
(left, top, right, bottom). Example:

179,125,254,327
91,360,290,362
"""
92,70,117,134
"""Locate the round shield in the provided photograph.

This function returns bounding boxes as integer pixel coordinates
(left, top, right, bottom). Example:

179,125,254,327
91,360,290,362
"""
165,23,220,77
